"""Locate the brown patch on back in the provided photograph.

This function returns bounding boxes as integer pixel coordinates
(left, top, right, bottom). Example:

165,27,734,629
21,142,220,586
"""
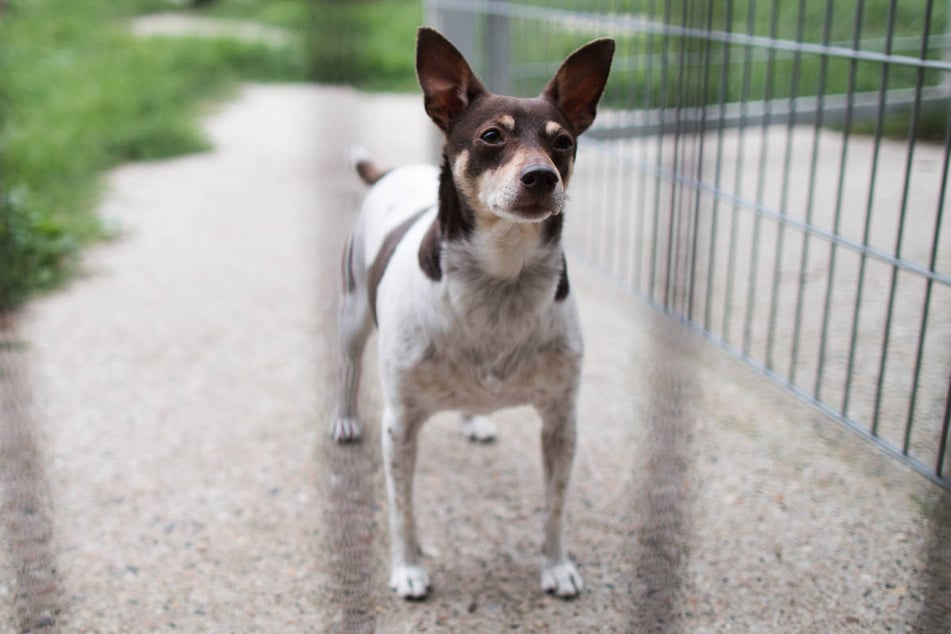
418,218,443,281
367,210,428,324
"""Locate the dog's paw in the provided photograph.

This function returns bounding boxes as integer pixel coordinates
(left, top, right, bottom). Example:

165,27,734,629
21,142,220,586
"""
460,415,498,443
541,560,583,598
390,564,431,599
329,416,362,443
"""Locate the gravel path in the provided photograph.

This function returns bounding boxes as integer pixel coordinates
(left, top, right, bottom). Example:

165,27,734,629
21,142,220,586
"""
1,84,948,633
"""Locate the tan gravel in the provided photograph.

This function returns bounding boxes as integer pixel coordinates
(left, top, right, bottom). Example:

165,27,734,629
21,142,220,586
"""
1,84,948,633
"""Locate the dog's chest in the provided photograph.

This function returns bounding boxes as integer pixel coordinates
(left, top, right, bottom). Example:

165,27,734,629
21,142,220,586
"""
401,284,581,414
411,330,577,413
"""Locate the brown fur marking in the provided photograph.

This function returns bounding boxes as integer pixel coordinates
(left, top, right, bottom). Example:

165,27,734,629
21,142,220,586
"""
367,209,429,324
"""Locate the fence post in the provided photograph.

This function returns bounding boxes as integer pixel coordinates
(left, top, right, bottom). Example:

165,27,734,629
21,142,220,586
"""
425,1,481,160
428,2,478,66
487,13,511,95
945,0,951,94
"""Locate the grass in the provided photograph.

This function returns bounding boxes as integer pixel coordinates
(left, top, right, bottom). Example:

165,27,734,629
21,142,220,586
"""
0,0,309,310
199,0,423,89
307,0,422,90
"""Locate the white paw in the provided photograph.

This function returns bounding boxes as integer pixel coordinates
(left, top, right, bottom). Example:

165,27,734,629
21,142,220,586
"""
330,416,361,443
389,564,430,599
541,560,583,598
461,415,498,443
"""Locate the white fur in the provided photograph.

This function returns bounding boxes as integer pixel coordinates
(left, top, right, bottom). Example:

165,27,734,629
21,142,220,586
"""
332,160,585,600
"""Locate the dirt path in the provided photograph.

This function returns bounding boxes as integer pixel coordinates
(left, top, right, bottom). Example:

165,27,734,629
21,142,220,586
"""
1,84,948,633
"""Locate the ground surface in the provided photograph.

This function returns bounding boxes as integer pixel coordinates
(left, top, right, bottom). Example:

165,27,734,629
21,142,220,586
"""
1,85,949,633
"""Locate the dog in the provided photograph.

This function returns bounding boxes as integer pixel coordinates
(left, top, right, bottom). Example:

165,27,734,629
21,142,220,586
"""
331,27,614,600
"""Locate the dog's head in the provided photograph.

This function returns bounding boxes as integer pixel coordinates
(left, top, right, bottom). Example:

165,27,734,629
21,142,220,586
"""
416,27,614,230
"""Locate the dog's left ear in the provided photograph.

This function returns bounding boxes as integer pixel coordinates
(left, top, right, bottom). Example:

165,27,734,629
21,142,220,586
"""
542,38,615,135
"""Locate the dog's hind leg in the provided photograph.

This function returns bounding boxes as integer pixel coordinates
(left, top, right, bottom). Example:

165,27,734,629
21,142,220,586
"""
459,413,498,443
330,234,372,443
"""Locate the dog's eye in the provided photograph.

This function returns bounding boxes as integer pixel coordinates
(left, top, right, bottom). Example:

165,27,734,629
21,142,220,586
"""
554,134,574,151
480,129,504,145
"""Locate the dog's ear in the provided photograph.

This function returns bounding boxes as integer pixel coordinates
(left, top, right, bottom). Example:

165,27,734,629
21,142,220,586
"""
416,27,488,133
542,38,615,135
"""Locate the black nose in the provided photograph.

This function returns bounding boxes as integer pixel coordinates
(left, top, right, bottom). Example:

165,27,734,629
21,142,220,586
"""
520,165,559,193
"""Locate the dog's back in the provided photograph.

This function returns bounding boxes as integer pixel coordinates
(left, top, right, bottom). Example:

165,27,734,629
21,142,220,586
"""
354,164,438,274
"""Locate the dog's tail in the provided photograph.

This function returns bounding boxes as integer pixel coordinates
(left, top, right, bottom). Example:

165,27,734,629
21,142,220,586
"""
349,145,388,186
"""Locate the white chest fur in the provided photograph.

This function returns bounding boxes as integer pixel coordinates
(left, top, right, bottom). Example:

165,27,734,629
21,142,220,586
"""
374,227,583,417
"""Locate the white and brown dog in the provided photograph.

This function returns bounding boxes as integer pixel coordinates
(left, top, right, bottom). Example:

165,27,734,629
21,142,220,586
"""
331,27,614,600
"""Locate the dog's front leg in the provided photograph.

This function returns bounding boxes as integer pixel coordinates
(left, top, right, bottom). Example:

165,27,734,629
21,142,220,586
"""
537,397,584,598
382,404,431,599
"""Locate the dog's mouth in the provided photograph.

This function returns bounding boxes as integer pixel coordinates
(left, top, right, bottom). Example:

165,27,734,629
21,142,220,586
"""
511,203,556,220
506,191,566,221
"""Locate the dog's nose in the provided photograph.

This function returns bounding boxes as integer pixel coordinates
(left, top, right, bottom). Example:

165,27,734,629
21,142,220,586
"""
520,165,559,193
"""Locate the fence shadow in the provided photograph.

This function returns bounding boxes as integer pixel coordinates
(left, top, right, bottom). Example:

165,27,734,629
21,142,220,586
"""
914,490,951,632
0,320,61,632
626,316,698,633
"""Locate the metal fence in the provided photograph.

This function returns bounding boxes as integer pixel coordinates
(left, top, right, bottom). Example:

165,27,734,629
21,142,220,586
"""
427,0,951,489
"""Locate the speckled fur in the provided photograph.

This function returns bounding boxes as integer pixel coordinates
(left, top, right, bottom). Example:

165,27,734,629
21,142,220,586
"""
331,27,614,600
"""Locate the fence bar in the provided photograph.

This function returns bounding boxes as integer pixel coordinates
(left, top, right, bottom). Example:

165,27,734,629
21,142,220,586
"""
761,0,784,372
686,0,716,322
736,0,764,354
648,0,675,304
873,0,935,444
789,0,834,386
633,0,658,293
816,0,866,403
664,0,689,311
513,33,951,84
939,372,951,478
588,87,951,138
701,0,733,333
843,0,898,430
720,0,757,344
905,97,951,461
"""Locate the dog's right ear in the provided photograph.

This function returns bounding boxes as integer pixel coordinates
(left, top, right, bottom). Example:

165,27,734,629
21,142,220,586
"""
416,27,487,134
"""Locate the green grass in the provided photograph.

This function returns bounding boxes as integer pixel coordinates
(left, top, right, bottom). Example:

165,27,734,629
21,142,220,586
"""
307,0,422,90
191,0,422,88
0,0,309,310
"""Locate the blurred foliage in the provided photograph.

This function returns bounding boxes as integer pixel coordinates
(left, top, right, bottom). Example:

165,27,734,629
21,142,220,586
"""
309,0,422,90
0,0,308,310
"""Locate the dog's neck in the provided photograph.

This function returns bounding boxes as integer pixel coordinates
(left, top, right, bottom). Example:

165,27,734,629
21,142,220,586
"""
435,153,564,283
